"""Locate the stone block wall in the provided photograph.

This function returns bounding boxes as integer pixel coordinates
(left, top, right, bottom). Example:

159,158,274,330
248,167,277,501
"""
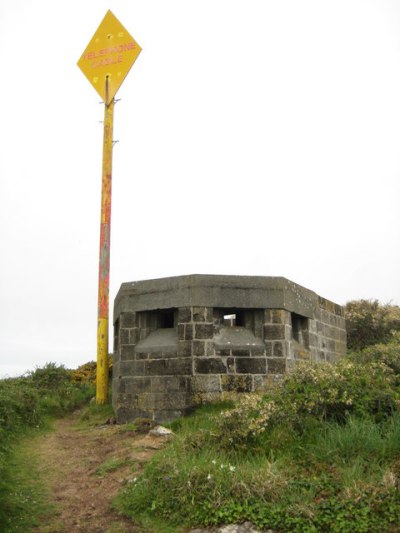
112,275,346,423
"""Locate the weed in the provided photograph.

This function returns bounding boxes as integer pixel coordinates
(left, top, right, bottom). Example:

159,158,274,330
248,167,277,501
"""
129,417,155,433
79,402,115,426
95,457,134,477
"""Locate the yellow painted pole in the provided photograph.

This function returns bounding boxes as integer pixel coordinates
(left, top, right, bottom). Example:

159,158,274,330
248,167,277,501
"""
77,11,141,404
96,77,114,404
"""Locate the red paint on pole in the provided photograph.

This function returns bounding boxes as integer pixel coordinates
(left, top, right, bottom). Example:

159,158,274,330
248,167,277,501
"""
96,94,114,404
97,100,114,321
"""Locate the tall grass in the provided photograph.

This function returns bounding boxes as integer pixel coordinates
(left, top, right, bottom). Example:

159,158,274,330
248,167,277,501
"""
311,414,400,463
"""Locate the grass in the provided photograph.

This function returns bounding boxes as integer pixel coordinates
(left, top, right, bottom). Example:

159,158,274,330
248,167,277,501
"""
114,403,400,532
78,401,115,426
3,348,400,531
0,427,55,533
310,414,400,463
0,363,96,532
95,457,136,477
114,403,290,529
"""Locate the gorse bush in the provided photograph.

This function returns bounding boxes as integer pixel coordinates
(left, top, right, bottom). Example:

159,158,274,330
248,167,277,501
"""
71,360,97,383
71,356,112,384
345,299,400,350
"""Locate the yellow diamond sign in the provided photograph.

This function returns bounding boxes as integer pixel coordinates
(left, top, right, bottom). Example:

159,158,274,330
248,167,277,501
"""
77,10,141,104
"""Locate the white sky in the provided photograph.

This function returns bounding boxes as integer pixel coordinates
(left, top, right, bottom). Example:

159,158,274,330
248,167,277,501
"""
1,0,399,377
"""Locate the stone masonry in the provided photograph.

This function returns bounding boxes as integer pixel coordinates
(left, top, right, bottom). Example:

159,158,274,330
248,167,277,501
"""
112,275,346,423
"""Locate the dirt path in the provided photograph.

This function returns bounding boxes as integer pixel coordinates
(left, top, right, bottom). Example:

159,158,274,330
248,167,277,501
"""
33,412,166,533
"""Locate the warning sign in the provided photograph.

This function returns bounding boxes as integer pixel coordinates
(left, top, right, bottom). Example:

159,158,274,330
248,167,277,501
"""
77,10,141,104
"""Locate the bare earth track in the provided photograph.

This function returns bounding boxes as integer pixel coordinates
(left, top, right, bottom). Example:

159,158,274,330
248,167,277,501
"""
33,412,164,533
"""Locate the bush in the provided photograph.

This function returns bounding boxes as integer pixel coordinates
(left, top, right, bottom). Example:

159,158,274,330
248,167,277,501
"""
71,355,113,384
25,362,95,417
279,359,398,423
0,378,41,435
0,362,95,440
348,332,400,375
345,299,400,350
213,359,400,451
214,394,277,449
71,360,97,384
27,362,71,390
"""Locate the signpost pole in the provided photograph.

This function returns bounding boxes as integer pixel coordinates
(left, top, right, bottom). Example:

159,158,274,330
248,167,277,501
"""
96,78,114,404
77,10,141,405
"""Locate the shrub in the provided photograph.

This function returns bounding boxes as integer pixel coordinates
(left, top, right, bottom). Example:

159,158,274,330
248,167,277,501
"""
24,362,95,417
71,361,97,383
215,394,277,449
0,363,95,437
0,378,41,434
213,359,400,450
71,356,112,384
27,362,71,390
345,299,400,350
280,359,398,423
348,332,400,375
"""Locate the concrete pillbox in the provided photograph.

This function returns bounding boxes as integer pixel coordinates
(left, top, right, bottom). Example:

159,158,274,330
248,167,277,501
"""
113,275,346,423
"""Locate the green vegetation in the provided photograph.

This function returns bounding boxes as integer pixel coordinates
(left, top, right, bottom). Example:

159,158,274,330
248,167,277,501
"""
345,299,400,350
115,327,400,532
0,363,95,532
0,429,55,533
95,457,136,477
78,401,115,426
2,300,400,531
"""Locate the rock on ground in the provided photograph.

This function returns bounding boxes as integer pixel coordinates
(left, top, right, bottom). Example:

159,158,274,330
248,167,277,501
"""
189,522,275,533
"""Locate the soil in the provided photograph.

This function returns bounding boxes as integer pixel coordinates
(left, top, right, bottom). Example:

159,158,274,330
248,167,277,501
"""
33,411,167,533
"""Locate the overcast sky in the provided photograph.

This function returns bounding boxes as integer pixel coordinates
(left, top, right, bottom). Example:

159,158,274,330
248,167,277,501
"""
1,0,399,378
